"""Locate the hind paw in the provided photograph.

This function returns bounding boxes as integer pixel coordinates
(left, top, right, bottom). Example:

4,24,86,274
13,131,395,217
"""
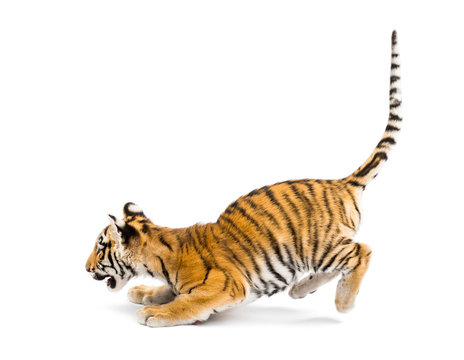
289,284,308,299
335,297,355,313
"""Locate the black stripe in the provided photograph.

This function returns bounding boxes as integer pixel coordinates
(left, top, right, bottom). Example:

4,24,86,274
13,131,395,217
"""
144,264,154,277
386,124,400,132
239,282,247,297
175,265,180,286
282,243,298,274
310,228,320,271
222,275,230,291
264,229,296,278
335,247,357,270
319,236,348,271
264,188,300,269
268,286,280,297
293,183,318,262
282,192,304,265
234,205,262,231
101,265,115,274
243,197,280,229
192,226,202,245
208,224,217,240
389,113,402,121
222,245,254,284
124,261,137,276
174,233,183,247
345,187,361,222
347,180,366,190
107,248,115,269
337,198,355,230
209,226,240,282
202,268,210,284
339,243,360,270
377,137,396,147
389,100,401,109
322,189,334,235
234,205,294,279
116,258,126,277
289,183,314,270
158,234,173,252
354,242,361,257
190,228,215,274
316,243,333,271
100,242,109,259
157,256,173,288
391,63,400,70
141,223,150,234
262,187,281,211
223,228,260,271
347,257,362,274
390,75,400,83
257,243,288,285
265,239,295,280
220,216,259,253
220,225,266,287
312,187,336,270
282,192,300,222
198,223,245,295
245,188,262,197
320,247,345,272
354,152,388,178
224,200,239,214
301,183,320,271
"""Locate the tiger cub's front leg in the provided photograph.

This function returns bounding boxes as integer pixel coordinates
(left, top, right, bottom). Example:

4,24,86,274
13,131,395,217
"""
136,270,246,327
128,285,176,305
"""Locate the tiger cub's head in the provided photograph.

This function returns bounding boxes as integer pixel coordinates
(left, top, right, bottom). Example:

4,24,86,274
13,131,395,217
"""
85,202,145,291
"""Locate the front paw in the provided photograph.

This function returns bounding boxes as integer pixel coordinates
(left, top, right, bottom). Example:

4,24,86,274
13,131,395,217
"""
136,306,172,327
128,285,156,305
128,285,175,305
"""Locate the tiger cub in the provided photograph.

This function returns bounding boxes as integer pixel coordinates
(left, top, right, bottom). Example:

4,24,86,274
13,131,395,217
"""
86,31,402,327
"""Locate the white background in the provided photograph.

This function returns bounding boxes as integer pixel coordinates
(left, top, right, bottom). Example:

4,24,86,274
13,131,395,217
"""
1,0,463,359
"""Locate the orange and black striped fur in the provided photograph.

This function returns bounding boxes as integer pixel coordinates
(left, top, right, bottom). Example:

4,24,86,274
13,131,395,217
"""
85,31,402,327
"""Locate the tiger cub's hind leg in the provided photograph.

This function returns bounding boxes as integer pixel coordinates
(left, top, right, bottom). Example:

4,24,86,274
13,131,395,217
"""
128,285,176,305
289,272,339,299
335,243,372,313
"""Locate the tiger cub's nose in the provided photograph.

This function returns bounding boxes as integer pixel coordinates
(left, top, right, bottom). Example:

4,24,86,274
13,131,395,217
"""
85,261,94,273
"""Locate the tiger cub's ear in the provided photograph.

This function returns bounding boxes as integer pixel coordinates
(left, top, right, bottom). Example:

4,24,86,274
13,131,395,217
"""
123,202,146,219
108,214,135,245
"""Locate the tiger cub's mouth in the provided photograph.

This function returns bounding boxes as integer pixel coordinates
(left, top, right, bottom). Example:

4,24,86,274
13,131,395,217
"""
92,273,116,289
106,276,116,289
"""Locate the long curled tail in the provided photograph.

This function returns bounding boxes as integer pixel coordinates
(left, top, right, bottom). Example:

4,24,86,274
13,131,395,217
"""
344,30,402,189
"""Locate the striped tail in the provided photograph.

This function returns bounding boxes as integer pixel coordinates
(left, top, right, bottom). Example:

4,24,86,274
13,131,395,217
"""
345,30,402,189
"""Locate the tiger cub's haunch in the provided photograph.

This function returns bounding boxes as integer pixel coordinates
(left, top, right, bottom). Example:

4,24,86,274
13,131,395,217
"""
85,31,402,327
